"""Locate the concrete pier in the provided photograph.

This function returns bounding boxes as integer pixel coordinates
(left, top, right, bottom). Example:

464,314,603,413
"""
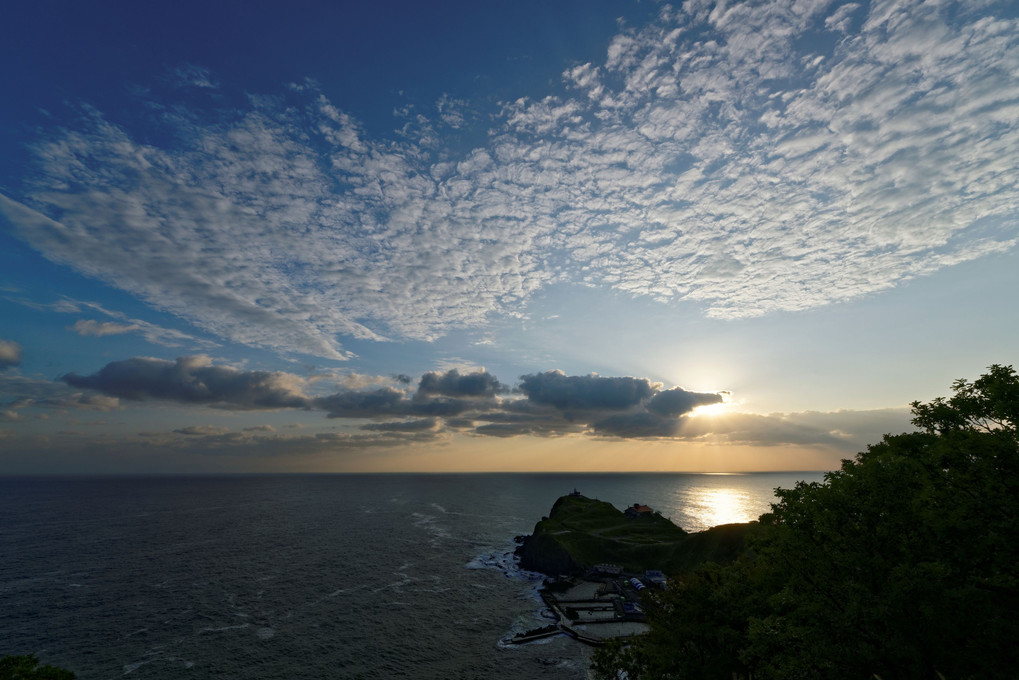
538,579,650,646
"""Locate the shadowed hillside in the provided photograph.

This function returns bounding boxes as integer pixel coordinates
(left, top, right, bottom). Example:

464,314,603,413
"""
516,493,752,575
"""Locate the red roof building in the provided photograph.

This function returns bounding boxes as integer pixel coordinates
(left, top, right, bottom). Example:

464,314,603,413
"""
625,503,654,517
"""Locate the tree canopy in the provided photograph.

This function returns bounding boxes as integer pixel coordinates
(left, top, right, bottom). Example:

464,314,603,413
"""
594,364,1019,680
0,655,74,680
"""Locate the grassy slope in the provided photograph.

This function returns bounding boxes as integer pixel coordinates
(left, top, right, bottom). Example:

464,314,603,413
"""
527,495,752,574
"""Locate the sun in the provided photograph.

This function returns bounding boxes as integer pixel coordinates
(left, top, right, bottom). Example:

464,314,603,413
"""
688,402,727,417
688,391,735,418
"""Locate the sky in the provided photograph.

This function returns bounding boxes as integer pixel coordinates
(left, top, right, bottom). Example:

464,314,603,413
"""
1,0,1016,474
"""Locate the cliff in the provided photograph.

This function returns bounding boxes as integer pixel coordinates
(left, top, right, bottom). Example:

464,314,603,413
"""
516,494,752,576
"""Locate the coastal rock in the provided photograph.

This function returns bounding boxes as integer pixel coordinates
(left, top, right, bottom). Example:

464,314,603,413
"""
516,493,752,577
516,530,585,575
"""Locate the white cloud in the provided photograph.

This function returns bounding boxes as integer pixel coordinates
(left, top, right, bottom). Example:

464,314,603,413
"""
70,320,139,337
825,2,861,32
0,340,21,369
170,63,219,89
66,300,218,348
436,94,469,128
2,1,1015,359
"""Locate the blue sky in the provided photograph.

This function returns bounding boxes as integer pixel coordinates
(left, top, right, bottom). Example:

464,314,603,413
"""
1,0,1016,473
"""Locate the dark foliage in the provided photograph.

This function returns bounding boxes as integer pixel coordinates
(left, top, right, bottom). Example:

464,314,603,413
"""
594,365,1019,679
0,655,75,680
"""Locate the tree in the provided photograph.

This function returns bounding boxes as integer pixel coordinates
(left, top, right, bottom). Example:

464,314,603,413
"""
910,363,1019,437
0,655,75,680
594,365,1019,679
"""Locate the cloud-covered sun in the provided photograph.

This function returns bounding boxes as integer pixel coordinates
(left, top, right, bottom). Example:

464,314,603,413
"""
688,393,733,418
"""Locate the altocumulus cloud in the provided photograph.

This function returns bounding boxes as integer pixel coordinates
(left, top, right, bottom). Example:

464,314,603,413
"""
54,297,217,349
0,0,1015,359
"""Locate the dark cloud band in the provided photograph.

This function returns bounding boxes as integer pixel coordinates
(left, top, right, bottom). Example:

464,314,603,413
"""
62,356,309,410
61,357,729,440
518,371,659,410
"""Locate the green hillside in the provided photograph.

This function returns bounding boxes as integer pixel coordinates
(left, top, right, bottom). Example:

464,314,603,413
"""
517,494,752,575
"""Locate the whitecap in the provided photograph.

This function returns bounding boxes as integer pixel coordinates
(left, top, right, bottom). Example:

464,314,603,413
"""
122,660,150,674
410,511,451,543
372,577,413,593
198,623,250,634
123,656,193,674
496,635,559,649
256,627,275,640
309,585,369,607
466,543,544,583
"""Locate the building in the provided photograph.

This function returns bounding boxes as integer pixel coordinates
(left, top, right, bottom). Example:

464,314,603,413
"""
625,503,654,518
643,569,668,589
593,563,623,576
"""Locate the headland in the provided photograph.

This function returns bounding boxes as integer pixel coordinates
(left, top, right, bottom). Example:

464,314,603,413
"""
507,491,753,646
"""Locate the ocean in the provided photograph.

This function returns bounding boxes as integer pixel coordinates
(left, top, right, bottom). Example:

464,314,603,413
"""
0,472,824,679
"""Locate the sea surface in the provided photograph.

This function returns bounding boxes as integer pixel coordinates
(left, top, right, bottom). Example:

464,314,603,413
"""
0,472,824,679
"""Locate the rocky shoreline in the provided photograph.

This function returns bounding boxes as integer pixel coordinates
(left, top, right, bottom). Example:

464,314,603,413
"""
507,492,754,647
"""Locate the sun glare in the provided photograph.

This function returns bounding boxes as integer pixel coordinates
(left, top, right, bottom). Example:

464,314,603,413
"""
688,401,729,418
695,488,755,527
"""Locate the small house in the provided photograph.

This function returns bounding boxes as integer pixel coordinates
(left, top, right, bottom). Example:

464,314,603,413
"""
644,569,668,589
625,503,654,518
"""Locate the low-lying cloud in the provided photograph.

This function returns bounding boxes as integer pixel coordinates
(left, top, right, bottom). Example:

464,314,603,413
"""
51,354,917,451
0,352,918,457
62,356,308,410
0,372,122,419
418,369,506,398
519,371,661,411
57,355,733,441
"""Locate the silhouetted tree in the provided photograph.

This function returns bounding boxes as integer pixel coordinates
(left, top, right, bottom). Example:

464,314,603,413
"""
594,364,1019,679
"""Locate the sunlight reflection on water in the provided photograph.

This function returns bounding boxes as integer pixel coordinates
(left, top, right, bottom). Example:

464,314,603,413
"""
656,476,793,531
690,487,756,527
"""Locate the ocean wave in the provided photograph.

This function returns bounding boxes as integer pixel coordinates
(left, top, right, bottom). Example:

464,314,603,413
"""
198,623,250,634
122,654,194,675
465,545,544,583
